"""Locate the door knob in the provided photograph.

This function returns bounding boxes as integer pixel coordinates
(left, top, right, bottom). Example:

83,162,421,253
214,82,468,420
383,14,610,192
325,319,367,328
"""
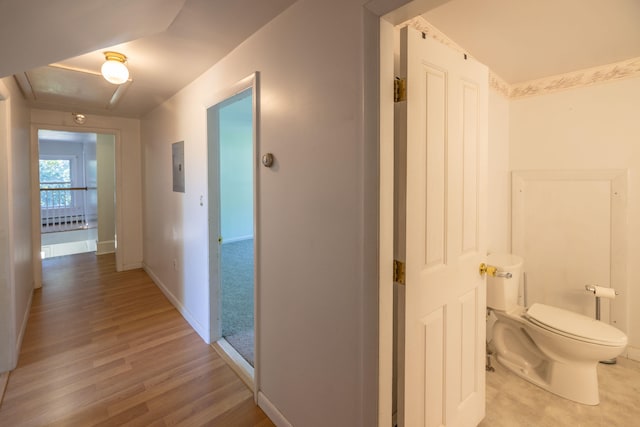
479,263,496,276
479,263,512,278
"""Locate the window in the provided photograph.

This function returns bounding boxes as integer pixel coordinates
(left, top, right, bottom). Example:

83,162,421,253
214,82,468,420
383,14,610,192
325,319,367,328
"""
39,159,72,208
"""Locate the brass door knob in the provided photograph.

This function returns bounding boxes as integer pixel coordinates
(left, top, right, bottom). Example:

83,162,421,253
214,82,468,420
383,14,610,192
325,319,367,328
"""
479,263,497,276
479,263,512,278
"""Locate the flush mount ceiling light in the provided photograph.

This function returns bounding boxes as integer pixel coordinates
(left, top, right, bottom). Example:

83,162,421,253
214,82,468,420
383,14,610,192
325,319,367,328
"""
72,113,86,124
101,51,129,85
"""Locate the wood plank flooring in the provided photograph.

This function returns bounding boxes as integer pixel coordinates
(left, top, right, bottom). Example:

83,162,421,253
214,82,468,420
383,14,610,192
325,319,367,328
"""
0,253,274,427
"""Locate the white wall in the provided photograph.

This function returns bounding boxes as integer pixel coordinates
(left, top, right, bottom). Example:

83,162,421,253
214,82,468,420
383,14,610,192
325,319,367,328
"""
0,76,33,372
141,0,377,425
509,76,640,359
487,89,510,254
30,109,143,270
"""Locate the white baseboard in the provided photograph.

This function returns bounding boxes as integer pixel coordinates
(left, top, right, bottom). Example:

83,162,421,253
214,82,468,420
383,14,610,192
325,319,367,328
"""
625,345,640,362
142,264,210,344
121,262,143,270
96,239,115,255
211,339,254,390
0,371,9,406
15,288,33,364
258,392,292,427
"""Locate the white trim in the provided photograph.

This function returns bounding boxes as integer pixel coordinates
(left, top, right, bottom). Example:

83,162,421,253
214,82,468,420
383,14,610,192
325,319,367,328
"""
206,72,260,403
211,338,253,390
14,288,33,362
30,124,123,277
251,72,261,405
29,125,42,289
221,235,253,244
626,346,640,362
257,391,292,427
96,239,116,255
120,261,143,270
378,15,395,427
143,263,210,343
0,371,9,405
0,94,18,372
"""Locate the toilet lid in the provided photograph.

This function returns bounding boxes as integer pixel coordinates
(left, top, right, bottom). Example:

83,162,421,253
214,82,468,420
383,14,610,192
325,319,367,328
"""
525,303,627,346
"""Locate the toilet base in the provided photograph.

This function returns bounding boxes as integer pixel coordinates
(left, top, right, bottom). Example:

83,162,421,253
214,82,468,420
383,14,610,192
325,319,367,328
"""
490,312,613,406
495,353,600,405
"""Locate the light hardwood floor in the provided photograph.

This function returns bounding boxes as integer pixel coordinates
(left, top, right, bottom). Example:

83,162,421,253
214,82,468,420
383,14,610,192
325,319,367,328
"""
481,354,640,426
0,253,274,427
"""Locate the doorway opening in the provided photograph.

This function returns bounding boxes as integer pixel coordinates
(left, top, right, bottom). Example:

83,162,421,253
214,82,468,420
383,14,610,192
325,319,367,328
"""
207,75,258,390
37,130,116,260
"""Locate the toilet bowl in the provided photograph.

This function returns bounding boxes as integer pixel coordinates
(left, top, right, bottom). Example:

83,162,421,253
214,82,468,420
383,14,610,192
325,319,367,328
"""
487,254,628,405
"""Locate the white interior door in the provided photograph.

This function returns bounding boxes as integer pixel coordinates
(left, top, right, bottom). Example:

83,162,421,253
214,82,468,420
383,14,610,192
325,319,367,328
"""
400,26,488,427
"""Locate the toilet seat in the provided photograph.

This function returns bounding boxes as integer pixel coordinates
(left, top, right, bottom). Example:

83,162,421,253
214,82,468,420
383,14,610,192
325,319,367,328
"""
524,303,627,347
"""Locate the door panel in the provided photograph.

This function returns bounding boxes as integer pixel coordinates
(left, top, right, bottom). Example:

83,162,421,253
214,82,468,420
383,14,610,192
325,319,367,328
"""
461,82,480,255
400,26,488,427
423,307,445,427
423,65,447,268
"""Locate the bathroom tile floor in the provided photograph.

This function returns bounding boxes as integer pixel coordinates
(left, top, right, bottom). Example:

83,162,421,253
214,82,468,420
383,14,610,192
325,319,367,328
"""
480,356,640,426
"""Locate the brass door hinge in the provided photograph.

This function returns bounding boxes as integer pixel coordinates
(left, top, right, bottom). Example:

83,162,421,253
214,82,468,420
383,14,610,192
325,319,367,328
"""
393,259,405,285
394,78,406,103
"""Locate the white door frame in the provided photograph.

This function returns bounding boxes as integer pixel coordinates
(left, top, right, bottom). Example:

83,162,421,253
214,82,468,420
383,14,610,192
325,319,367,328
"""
0,94,18,372
30,124,123,284
206,72,260,401
378,15,397,427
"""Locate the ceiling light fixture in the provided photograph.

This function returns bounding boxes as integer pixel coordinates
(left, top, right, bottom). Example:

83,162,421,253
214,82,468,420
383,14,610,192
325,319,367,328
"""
101,51,129,85
72,113,86,124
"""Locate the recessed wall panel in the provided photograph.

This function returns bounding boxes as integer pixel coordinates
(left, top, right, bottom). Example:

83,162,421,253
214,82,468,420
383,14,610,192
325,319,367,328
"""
423,66,447,268
422,306,446,427
461,82,479,254
459,289,478,401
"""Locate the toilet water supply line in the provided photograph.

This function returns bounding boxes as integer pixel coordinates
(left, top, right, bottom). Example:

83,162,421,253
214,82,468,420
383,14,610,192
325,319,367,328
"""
585,284,619,364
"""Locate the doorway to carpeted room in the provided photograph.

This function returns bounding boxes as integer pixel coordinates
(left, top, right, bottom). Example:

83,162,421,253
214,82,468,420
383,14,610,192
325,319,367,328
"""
221,239,254,365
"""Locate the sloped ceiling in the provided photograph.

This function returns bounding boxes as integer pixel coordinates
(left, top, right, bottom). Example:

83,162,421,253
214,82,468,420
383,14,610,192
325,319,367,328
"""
2,0,295,118
422,0,640,83
0,0,186,78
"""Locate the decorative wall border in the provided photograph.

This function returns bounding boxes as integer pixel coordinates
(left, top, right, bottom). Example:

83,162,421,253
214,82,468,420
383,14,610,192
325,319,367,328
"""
509,57,640,98
404,16,640,99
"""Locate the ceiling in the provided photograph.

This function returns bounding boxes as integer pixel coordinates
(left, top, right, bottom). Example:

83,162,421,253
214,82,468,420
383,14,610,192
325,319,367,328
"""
2,0,639,119
1,0,295,118
423,0,640,84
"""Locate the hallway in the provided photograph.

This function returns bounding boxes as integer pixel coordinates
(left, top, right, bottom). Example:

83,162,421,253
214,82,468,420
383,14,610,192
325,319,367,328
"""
0,253,273,426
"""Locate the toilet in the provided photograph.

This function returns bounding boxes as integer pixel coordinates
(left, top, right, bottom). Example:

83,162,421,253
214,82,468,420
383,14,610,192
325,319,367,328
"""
486,253,628,405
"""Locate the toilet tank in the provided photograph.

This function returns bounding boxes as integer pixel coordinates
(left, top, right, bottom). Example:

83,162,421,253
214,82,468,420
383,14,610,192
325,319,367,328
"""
486,253,523,312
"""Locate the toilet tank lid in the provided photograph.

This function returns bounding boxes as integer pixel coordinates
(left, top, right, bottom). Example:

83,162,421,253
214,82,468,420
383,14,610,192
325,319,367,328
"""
525,303,627,346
